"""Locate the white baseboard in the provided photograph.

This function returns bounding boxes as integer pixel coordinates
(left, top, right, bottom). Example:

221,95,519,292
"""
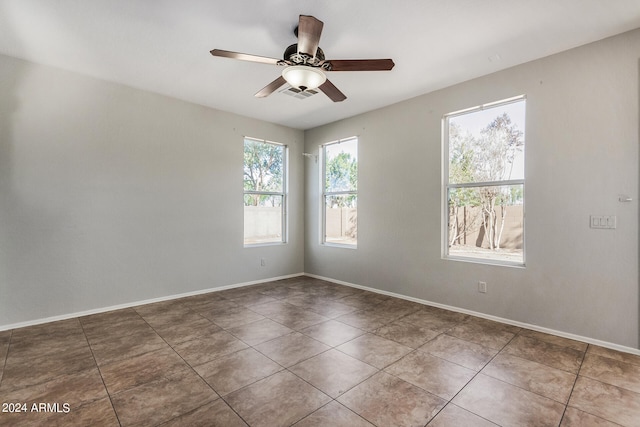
0,273,305,332
304,273,640,356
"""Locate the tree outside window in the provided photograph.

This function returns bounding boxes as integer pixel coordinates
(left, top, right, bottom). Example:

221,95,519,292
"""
322,137,358,246
445,97,525,265
243,138,286,245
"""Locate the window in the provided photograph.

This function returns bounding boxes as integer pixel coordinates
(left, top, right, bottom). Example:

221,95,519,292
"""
243,137,287,245
444,96,526,265
322,137,358,246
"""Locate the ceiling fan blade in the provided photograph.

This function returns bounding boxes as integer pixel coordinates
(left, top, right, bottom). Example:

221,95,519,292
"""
324,59,395,71
319,79,347,102
255,76,287,98
210,49,281,66
297,15,324,57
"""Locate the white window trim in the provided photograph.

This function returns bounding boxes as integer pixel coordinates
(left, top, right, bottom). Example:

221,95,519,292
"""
442,96,526,267
243,137,288,247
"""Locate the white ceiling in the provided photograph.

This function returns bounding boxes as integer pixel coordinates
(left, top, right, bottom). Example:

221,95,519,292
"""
1,0,640,130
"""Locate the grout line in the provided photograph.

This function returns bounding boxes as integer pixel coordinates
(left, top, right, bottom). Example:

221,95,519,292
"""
0,329,14,390
136,311,252,427
557,343,589,426
78,319,123,427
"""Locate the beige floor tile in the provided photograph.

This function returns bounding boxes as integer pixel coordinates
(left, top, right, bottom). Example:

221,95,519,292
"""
289,349,378,398
9,321,88,359
339,292,390,310
286,296,356,318
79,309,143,330
337,333,413,369
2,344,96,391
228,293,279,307
0,368,109,413
88,328,170,366
447,320,516,350
580,352,640,393
338,371,446,426
99,346,191,394
428,404,499,427
152,316,222,346
139,308,205,329
82,317,157,344
201,306,265,329
160,400,248,427
268,307,330,330
419,333,498,371
111,370,217,427
227,318,292,346
186,298,240,315
300,320,365,347
386,351,476,400
217,286,262,300
254,332,329,367
588,345,640,367
0,335,8,383
294,401,374,427
482,353,576,403
249,300,299,317
375,320,441,348
568,376,640,427
502,335,584,373
193,347,282,395
171,330,249,366
11,319,84,342
560,407,621,427
133,300,192,318
518,329,588,352
453,374,565,427
401,309,462,332
178,292,226,308
334,310,395,332
0,396,119,427
5,277,639,427
225,371,331,427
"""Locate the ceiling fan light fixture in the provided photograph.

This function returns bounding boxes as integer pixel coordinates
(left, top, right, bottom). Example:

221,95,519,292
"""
282,65,326,91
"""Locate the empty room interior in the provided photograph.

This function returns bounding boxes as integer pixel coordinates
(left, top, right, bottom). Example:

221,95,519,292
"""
1,1,640,426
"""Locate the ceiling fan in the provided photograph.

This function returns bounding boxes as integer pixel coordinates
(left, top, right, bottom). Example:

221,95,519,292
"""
210,15,395,102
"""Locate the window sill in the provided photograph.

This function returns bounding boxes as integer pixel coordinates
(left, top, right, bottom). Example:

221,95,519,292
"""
443,255,525,269
322,242,357,250
244,242,287,248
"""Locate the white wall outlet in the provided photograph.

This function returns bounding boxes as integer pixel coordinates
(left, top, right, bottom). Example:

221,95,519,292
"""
260,258,266,267
478,281,487,293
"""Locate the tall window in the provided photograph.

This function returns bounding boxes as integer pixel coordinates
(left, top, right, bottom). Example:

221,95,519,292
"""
444,96,526,265
322,137,358,246
243,137,287,245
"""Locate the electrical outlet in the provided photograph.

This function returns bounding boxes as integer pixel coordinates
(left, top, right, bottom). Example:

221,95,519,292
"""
590,215,617,229
478,281,487,293
260,258,266,267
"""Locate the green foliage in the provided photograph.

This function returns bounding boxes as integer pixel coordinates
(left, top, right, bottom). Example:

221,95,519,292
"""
325,151,357,208
244,139,284,206
326,152,357,192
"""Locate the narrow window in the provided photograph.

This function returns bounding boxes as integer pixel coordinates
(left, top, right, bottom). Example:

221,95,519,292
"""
243,137,287,245
322,137,358,246
444,96,526,265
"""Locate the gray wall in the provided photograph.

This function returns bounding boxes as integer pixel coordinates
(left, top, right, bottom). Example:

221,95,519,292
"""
0,54,305,327
304,29,639,348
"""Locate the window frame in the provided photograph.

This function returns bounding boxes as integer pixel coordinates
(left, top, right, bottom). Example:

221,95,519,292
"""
243,137,288,247
442,95,526,267
321,136,358,248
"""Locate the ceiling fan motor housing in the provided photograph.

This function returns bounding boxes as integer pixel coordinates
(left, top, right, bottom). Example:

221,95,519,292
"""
283,44,331,70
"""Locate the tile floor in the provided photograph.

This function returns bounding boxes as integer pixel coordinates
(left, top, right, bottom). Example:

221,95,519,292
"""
1,276,639,426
